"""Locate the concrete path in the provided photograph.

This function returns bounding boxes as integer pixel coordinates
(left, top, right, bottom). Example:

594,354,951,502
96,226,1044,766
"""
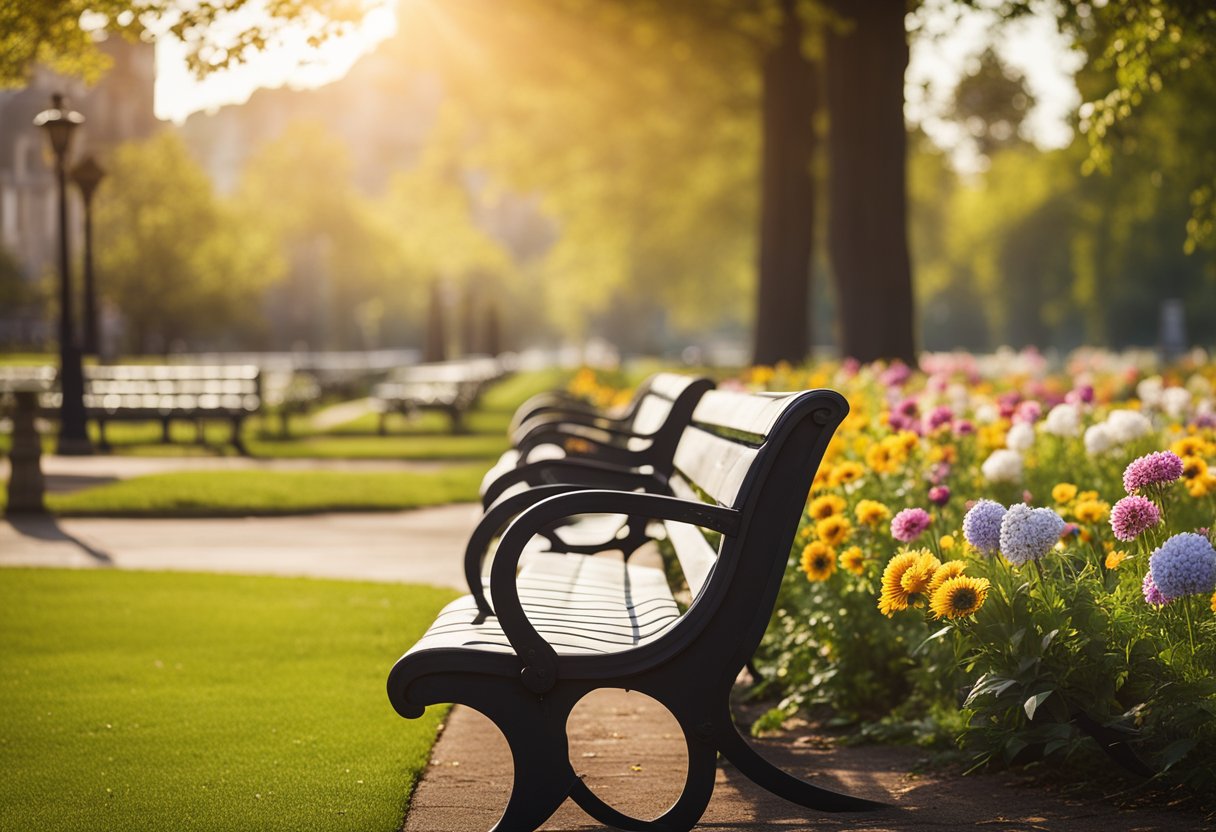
0,503,480,589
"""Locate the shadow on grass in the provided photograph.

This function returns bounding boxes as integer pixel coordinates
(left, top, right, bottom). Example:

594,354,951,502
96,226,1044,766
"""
5,513,114,564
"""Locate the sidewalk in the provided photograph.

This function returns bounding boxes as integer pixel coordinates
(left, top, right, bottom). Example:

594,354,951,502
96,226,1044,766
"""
1,504,1206,831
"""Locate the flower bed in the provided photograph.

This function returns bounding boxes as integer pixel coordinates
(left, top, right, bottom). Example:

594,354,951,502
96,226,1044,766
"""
578,352,1216,792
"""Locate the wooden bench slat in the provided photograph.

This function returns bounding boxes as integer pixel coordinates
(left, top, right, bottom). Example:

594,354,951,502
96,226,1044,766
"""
672,425,759,507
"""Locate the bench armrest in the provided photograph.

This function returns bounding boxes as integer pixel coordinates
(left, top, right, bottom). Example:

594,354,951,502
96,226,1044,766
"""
509,410,629,445
508,392,599,435
490,490,741,694
480,457,666,508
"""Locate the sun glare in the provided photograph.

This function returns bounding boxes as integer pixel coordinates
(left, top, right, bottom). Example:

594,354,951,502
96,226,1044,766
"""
154,2,399,123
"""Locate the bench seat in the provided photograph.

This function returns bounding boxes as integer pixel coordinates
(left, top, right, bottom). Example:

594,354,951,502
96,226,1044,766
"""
413,552,678,656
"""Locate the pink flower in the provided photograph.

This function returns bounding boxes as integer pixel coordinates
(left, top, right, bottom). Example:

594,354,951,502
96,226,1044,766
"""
1122,451,1184,494
1111,496,1162,541
891,508,932,542
928,486,951,506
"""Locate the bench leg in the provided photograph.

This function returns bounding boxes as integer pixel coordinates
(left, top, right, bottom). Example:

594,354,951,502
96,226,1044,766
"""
231,418,249,456
161,418,172,444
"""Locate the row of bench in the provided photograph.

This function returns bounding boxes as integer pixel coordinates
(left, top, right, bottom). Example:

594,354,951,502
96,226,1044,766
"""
388,373,882,831
0,357,508,452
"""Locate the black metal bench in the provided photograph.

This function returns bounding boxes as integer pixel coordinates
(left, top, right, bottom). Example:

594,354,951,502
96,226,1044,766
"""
37,364,262,454
373,357,505,434
473,372,713,587
388,387,883,831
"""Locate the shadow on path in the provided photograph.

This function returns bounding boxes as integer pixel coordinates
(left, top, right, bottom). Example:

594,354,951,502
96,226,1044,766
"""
6,513,114,564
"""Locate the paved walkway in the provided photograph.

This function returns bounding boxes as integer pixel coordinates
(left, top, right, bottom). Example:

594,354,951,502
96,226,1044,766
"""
1,502,1206,830
0,504,479,588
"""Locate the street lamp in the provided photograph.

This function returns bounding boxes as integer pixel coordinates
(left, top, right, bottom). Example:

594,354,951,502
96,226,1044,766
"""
33,92,92,455
71,155,106,357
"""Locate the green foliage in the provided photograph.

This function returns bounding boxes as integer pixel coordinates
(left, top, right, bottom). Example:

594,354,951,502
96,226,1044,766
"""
94,131,283,353
0,0,376,88
0,569,454,831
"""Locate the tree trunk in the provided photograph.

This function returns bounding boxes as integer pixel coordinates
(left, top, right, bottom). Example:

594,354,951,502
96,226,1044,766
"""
751,0,817,367
826,0,916,364
424,280,448,363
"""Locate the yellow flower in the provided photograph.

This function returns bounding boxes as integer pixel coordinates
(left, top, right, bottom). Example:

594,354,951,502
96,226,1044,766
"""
1105,550,1129,570
979,424,1007,452
1211,591,1216,614
878,549,941,617
839,546,865,576
749,366,775,386
801,541,837,582
1051,483,1078,504
928,444,958,464
1076,490,1100,503
1187,475,1215,498
817,515,852,547
1074,499,1110,524
930,576,991,620
1181,455,1209,482
1171,436,1208,458
810,466,832,494
809,494,847,520
866,442,898,474
939,534,956,551
895,431,920,453
928,560,967,594
829,461,865,488
855,499,892,528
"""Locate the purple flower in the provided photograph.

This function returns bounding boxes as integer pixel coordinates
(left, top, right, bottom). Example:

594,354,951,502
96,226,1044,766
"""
952,419,975,436
1122,451,1184,494
1142,571,1171,607
962,500,1006,556
1013,400,1043,424
999,504,1065,567
1149,533,1216,600
891,507,932,543
896,398,920,418
925,405,954,431
880,362,912,387
1110,496,1162,541
1066,384,1095,405
928,485,951,506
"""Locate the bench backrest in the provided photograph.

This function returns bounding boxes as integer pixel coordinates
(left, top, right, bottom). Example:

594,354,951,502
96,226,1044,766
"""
663,388,846,620
80,365,262,414
618,373,714,454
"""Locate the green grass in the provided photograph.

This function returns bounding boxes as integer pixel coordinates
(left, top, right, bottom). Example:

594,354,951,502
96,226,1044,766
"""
7,466,487,517
0,569,458,832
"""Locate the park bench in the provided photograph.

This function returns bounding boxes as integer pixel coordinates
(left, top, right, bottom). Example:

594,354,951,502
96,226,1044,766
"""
477,372,713,564
373,357,506,434
69,364,260,453
388,386,883,831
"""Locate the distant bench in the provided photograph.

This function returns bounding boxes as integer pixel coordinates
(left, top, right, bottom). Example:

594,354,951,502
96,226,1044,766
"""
5,364,263,454
373,357,506,434
387,385,883,830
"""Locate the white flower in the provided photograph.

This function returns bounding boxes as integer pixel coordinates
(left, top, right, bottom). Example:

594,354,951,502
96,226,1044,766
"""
982,449,1023,483
1006,422,1035,453
1106,409,1153,444
974,403,1000,424
1042,403,1080,437
1084,423,1116,456
1137,376,1164,408
1161,387,1192,419
1186,373,1213,399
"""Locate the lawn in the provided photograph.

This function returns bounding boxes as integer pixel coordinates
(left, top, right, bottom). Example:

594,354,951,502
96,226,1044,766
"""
0,569,458,832
0,466,487,516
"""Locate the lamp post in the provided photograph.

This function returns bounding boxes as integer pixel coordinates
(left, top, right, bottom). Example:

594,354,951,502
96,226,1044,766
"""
33,93,92,455
71,155,106,358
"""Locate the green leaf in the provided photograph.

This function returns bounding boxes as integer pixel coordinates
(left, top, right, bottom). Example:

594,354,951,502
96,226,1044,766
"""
1024,690,1054,721
1158,739,1197,772
913,625,953,655
1040,628,1059,651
